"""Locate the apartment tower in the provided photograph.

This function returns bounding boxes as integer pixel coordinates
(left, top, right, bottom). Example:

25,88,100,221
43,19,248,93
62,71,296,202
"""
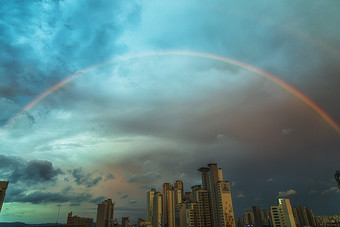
199,163,235,227
96,199,114,227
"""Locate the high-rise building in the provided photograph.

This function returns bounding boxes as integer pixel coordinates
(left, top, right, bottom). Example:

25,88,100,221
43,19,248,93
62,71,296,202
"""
262,209,272,226
243,210,255,226
253,206,263,227
270,205,286,227
175,203,186,227
163,183,175,227
0,181,9,213
199,163,235,227
279,198,296,227
147,189,156,223
67,212,93,227
174,180,183,207
335,170,340,190
191,185,211,227
96,199,114,227
153,192,163,227
293,206,316,227
186,203,199,227
122,217,131,227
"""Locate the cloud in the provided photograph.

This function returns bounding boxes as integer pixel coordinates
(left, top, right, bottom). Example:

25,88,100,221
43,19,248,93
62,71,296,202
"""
105,173,116,181
128,200,137,204
6,187,92,205
308,190,318,194
121,194,128,199
237,193,245,198
266,178,274,182
321,187,340,195
277,189,297,197
0,154,63,186
126,171,161,183
90,196,107,205
70,167,102,188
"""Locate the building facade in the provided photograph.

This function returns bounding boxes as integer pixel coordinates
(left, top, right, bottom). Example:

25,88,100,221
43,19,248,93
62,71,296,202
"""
96,199,114,227
0,181,9,213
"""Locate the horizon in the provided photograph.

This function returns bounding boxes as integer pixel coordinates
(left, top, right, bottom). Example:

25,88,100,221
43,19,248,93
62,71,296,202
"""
1,0,340,224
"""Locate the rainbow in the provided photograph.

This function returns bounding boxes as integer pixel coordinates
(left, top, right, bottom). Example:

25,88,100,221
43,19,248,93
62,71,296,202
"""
1,50,339,136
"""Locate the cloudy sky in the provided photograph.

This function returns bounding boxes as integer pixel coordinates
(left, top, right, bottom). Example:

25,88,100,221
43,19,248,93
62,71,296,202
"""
1,0,340,224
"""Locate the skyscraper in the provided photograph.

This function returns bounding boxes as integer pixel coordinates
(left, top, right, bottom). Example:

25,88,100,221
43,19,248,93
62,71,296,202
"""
147,189,156,223
279,198,296,227
191,185,211,227
96,199,114,227
335,170,340,190
0,181,9,213
153,192,163,227
270,205,286,227
199,163,235,227
174,180,183,207
162,183,175,227
253,206,263,227
293,206,316,227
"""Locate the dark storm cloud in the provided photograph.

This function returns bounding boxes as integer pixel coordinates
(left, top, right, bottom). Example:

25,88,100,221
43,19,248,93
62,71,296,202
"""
70,167,103,188
0,0,141,118
105,173,116,181
90,196,107,205
5,187,97,205
0,154,63,185
120,194,128,199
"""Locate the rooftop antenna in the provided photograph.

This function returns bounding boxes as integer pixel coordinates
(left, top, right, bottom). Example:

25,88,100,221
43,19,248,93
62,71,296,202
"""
55,204,61,226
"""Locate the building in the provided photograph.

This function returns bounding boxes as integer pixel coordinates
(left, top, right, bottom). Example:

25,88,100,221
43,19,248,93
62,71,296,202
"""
175,203,186,227
137,218,152,227
153,192,163,227
199,163,235,227
262,209,272,226
147,189,156,223
270,205,286,227
279,199,296,227
162,183,175,227
292,206,316,227
186,203,200,227
96,199,114,227
253,206,263,227
122,217,131,227
174,180,183,207
66,212,93,227
335,170,340,190
191,185,211,227
0,181,9,213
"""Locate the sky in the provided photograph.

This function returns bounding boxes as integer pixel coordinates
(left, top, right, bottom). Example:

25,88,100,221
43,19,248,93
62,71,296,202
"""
1,0,340,224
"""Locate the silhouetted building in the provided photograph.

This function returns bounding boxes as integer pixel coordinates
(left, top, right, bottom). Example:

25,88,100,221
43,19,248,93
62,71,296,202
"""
122,216,131,227
243,210,255,226
253,206,263,227
0,181,8,213
335,170,340,190
293,206,316,227
96,199,114,227
66,212,93,227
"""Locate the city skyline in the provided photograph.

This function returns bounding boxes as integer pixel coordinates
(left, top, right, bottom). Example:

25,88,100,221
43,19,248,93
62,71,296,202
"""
1,0,340,224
